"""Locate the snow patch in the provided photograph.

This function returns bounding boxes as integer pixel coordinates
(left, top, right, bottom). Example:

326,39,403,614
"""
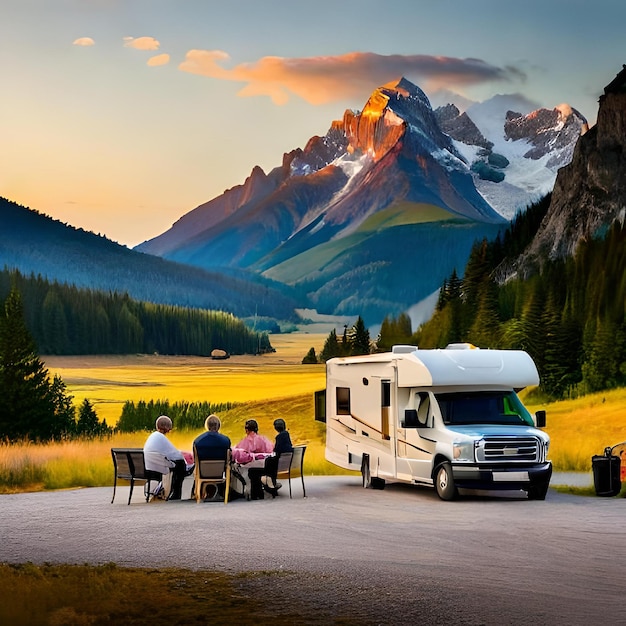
406,290,440,328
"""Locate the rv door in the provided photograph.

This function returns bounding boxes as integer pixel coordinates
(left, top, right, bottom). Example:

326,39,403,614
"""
396,391,436,483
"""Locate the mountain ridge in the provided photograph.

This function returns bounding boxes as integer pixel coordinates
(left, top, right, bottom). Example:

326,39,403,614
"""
0,197,298,321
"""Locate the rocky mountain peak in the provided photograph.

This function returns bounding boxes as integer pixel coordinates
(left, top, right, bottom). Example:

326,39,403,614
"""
434,103,493,151
502,65,626,279
504,104,588,168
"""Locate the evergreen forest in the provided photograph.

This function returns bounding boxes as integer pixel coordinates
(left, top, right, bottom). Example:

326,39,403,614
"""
414,197,626,399
0,269,272,356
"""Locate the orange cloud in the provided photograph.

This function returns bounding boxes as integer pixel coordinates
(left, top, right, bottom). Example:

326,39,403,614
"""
73,37,95,47
124,36,160,51
179,51,524,105
147,54,170,67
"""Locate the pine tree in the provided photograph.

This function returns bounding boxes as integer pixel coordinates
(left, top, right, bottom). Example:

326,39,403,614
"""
49,374,76,437
350,316,371,356
468,279,501,348
76,398,103,438
302,347,318,364
0,287,56,440
319,329,341,363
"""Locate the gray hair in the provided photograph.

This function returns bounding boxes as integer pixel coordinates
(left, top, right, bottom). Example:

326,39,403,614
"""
156,415,173,431
205,414,221,432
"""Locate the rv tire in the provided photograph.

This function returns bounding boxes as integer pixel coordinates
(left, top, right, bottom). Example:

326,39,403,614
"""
434,462,457,501
371,477,386,490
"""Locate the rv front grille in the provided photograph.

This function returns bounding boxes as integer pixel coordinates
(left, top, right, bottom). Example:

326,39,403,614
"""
476,437,540,463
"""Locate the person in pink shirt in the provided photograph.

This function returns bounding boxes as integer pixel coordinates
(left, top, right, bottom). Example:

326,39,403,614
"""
232,419,274,499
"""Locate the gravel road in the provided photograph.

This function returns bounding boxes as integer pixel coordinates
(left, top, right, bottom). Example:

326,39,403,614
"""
1,475,623,625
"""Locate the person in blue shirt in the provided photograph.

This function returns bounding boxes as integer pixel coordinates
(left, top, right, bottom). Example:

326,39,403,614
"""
194,414,231,460
192,414,231,500
262,418,293,497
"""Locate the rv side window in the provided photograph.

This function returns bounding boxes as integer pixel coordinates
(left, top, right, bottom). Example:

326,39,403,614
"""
416,392,430,427
336,387,351,415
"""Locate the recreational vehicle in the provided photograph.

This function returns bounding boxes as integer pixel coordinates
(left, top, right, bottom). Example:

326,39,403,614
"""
315,344,552,500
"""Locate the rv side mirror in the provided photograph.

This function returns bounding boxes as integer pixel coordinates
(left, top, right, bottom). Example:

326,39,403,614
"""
535,410,546,428
402,409,419,428
314,389,326,423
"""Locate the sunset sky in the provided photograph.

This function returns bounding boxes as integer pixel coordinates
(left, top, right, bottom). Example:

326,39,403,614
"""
1,0,624,247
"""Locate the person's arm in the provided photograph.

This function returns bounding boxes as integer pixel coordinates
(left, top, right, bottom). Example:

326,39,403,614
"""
163,438,184,462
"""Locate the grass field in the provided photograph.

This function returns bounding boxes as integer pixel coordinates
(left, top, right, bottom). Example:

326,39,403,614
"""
43,334,328,425
524,387,626,471
1,334,623,493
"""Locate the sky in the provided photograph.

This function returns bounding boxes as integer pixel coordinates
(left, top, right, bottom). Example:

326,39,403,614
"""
1,0,624,248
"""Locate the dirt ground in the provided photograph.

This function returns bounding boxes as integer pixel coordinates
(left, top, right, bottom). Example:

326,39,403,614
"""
1,475,624,625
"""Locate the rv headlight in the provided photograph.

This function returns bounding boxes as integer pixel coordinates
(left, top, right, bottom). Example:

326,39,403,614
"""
452,441,475,463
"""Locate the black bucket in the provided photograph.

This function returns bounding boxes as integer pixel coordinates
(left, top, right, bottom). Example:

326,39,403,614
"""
592,451,621,497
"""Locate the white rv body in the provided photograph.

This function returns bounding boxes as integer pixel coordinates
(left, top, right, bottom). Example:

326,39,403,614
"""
316,345,552,500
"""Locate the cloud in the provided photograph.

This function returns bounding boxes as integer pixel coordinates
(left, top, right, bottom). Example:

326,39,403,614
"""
123,36,160,51
147,54,170,67
178,51,525,105
73,37,95,47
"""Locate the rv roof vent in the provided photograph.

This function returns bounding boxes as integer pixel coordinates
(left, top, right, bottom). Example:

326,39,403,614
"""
392,345,418,354
445,343,478,350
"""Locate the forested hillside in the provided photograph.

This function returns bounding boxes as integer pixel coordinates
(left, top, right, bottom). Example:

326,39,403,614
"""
416,196,625,398
0,270,272,356
0,197,298,322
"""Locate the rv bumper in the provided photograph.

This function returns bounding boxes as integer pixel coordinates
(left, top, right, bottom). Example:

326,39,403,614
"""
451,462,552,491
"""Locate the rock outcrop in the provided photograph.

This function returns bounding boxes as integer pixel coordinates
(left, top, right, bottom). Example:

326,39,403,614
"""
434,103,493,151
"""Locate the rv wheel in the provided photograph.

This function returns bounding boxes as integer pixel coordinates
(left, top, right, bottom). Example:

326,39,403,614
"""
361,454,371,488
434,462,457,501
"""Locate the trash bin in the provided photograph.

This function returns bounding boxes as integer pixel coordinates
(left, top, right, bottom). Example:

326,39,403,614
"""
592,448,621,497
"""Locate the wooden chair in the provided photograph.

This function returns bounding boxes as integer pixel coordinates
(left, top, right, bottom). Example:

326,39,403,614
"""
111,448,162,505
277,445,307,498
192,446,231,504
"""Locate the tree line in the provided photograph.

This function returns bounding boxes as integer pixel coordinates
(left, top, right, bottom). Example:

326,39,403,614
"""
302,316,372,363
116,400,237,433
0,268,272,356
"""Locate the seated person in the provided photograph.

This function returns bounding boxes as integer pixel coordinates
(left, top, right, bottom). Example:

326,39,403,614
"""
232,419,274,500
194,414,231,459
261,418,294,496
143,415,187,501
192,414,231,500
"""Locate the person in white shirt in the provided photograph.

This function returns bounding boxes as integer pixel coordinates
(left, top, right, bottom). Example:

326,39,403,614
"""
143,415,186,500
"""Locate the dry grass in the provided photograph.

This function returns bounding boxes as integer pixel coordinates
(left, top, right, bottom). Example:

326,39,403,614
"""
0,392,354,493
0,563,362,626
525,387,626,471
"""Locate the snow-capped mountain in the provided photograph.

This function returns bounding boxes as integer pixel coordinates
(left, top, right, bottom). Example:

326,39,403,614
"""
136,77,585,325
436,94,588,220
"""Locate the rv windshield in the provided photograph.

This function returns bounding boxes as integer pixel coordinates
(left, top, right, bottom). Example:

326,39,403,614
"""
435,390,534,427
